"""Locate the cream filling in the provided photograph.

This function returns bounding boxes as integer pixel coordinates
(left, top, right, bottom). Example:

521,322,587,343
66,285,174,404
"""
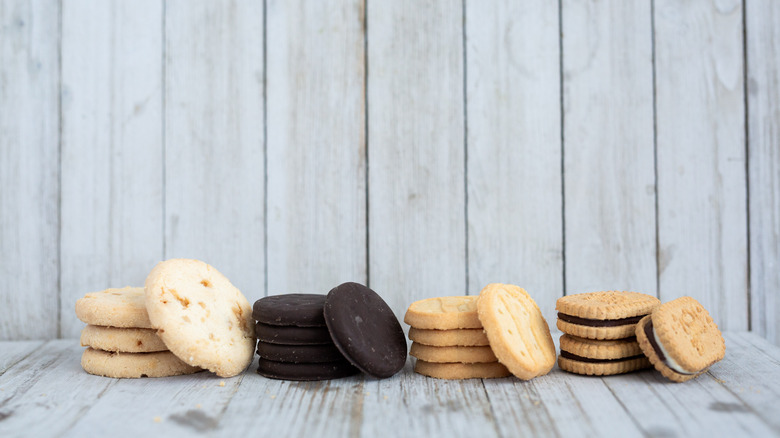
652,328,696,375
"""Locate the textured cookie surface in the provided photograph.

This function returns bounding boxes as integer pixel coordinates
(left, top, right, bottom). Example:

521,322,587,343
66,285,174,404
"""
556,319,638,340
557,355,651,376
253,294,327,327
559,334,642,360
256,341,345,363
408,327,489,347
404,296,481,330
255,322,332,345
145,259,256,377
324,282,407,378
75,287,152,328
413,360,511,380
409,342,497,363
80,325,167,353
81,348,202,378
257,357,359,381
636,316,700,382
556,291,660,320
477,283,556,380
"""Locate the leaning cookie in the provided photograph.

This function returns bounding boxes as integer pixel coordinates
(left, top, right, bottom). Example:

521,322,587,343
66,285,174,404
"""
556,291,660,340
636,297,725,383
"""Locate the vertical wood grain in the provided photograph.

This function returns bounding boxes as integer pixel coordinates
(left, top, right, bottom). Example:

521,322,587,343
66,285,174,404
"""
59,0,164,338
562,0,657,295
164,0,265,300
465,0,562,322
746,0,780,345
0,0,60,340
655,0,748,330
367,0,465,317
265,0,366,296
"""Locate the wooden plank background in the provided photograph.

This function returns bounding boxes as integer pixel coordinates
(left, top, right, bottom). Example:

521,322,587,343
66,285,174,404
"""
0,0,777,344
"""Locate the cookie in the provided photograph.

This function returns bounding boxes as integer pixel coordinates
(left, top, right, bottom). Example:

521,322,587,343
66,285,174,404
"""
75,287,152,329
255,322,332,345
636,297,725,383
257,357,360,381
556,291,660,340
409,342,497,363
408,327,489,347
253,294,327,327
413,360,511,380
558,334,650,376
403,296,481,330
256,341,345,363
324,282,407,378
476,283,556,380
144,259,256,378
81,348,202,378
80,325,168,353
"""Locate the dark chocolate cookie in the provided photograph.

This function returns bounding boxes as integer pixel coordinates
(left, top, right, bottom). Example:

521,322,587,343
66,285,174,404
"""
253,294,327,327
256,357,359,381
255,322,333,345
256,341,345,363
324,282,407,378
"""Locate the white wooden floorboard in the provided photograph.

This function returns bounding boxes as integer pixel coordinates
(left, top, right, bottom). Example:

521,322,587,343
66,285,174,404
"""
0,0,60,340
0,341,43,375
481,378,561,437
59,0,164,338
265,0,367,296
655,0,748,330
561,0,658,296
746,0,780,345
465,0,563,323
164,0,265,297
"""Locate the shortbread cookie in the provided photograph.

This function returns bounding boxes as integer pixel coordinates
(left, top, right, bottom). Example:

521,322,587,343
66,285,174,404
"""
558,334,650,376
255,322,332,345
324,282,407,378
81,348,201,378
636,297,725,383
145,259,255,378
477,283,556,379
80,325,167,353
409,342,497,363
413,360,511,380
253,294,327,327
556,291,660,340
256,341,345,363
75,287,152,328
408,327,489,347
404,296,481,330
257,357,359,381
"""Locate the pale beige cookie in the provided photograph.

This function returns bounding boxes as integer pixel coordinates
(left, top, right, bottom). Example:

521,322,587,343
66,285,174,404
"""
477,283,556,380
414,360,511,380
81,348,202,378
409,342,497,363
557,355,651,376
556,291,660,320
80,325,168,353
145,259,256,377
559,334,642,360
408,327,489,347
556,319,637,340
403,296,481,330
75,287,151,328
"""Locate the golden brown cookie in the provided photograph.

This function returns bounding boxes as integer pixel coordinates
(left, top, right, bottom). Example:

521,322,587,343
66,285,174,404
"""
81,348,202,378
75,287,152,329
80,325,168,353
413,360,511,379
408,327,489,347
558,355,651,376
476,283,556,380
559,334,643,360
556,291,660,340
558,334,650,376
404,296,481,329
409,342,497,363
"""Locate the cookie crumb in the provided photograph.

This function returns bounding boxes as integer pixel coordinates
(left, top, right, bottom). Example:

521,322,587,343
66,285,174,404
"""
153,417,162,423
270,395,276,399
383,395,388,400
219,381,225,387
195,404,202,409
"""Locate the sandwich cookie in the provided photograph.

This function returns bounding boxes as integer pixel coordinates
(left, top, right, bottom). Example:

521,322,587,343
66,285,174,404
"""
81,348,201,378
413,360,511,380
556,291,660,340
408,327,489,347
636,296,725,383
557,334,650,376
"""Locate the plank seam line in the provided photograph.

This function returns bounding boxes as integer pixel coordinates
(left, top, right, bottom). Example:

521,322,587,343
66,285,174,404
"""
478,380,504,437
704,369,780,432
364,0,370,288
262,0,269,297
462,0,469,296
161,0,167,260
61,379,119,434
741,0,751,332
57,0,63,339
601,379,647,434
0,341,46,379
651,0,660,299
558,0,566,296
215,373,246,424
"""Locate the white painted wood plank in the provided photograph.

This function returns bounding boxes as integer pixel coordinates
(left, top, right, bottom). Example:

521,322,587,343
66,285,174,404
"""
0,0,60,340
746,0,780,345
59,0,164,338
164,0,265,299
0,341,43,375
481,378,560,437
265,0,366,295
562,0,657,295
655,0,748,330
465,0,563,323
367,0,466,317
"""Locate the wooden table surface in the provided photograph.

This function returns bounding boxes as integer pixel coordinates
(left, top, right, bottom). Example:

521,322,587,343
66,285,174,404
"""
0,332,778,437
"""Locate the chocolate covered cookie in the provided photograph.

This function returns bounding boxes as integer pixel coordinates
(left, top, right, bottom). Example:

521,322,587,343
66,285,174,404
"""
256,341,345,363
255,322,332,345
253,294,327,327
256,357,359,381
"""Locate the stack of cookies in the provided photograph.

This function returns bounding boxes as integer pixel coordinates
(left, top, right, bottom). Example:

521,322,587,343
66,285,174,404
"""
556,291,660,376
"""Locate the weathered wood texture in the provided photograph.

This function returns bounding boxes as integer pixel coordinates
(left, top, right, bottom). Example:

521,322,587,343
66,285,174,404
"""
0,333,777,437
747,0,780,344
265,0,367,296
655,0,748,330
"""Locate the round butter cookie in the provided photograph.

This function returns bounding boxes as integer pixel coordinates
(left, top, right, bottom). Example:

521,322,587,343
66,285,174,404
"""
408,327,489,347
81,348,202,378
409,342,497,363
75,287,151,328
80,325,168,353
144,259,255,378
404,296,481,330
413,360,511,380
